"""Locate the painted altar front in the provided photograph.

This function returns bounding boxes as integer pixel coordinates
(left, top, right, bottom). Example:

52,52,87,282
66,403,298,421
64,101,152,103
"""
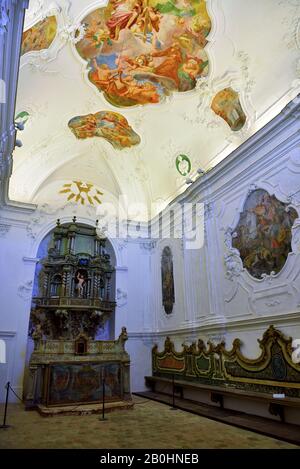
26,329,131,410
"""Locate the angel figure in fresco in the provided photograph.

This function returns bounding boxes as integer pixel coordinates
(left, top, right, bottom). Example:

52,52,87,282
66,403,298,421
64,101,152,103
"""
89,59,160,105
106,0,161,42
106,0,143,40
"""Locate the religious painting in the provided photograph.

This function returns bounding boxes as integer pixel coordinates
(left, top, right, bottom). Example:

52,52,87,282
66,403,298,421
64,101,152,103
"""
75,0,211,108
161,246,175,314
175,154,191,176
47,362,122,405
68,111,141,149
59,181,103,205
232,189,298,279
211,87,246,131
21,16,57,56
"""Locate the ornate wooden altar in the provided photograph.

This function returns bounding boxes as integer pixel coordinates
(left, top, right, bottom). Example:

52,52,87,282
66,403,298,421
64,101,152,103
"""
25,219,132,412
26,328,131,409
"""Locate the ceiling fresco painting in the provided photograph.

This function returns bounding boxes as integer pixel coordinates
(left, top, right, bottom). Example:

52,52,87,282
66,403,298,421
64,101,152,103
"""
9,0,300,218
68,111,141,150
211,88,246,131
75,0,211,107
21,15,57,55
59,181,103,205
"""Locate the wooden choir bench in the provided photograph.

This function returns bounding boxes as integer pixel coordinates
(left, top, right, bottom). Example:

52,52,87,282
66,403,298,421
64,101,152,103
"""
145,326,300,424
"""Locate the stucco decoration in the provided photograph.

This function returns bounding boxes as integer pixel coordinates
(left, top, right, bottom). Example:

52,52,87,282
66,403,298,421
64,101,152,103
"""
59,181,103,205
0,223,11,238
117,287,128,307
223,227,243,281
18,280,33,300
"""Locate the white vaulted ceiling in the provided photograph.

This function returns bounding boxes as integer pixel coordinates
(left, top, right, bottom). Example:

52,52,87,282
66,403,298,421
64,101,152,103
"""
9,0,300,220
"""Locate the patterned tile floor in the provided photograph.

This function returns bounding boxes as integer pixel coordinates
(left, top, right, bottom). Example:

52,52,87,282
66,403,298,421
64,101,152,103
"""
0,396,298,449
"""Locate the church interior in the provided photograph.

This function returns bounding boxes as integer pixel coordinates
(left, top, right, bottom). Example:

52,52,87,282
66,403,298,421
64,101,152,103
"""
0,0,300,450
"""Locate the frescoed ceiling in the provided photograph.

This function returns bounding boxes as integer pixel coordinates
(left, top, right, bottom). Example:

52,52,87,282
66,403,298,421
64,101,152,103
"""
9,0,300,220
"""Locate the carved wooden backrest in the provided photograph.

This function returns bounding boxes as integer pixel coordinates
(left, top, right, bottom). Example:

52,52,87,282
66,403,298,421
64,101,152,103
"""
152,326,300,396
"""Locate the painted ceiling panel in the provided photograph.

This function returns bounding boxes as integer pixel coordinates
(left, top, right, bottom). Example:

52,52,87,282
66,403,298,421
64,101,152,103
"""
9,0,300,220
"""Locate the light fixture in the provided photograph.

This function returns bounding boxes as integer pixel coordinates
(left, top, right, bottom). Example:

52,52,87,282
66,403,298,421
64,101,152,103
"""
15,122,24,131
197,168,205,175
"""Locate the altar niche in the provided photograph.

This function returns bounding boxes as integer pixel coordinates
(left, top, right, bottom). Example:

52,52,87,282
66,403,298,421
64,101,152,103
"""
25,219,132,413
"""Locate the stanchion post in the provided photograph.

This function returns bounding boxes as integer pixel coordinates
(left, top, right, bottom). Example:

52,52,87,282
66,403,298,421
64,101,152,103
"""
99,368,107,421
0,382,11,429
170,374,177,411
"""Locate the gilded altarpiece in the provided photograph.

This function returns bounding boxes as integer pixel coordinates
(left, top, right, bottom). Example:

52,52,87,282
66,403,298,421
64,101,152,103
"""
25,220,132,410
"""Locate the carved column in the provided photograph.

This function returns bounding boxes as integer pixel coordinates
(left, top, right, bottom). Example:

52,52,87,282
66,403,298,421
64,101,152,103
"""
0,0,29,203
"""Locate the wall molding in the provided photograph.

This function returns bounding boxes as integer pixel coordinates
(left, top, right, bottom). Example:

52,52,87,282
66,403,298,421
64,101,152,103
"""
128,310,300,341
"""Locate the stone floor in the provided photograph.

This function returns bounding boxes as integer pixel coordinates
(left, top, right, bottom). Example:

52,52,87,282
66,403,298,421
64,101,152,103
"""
0,396,298,449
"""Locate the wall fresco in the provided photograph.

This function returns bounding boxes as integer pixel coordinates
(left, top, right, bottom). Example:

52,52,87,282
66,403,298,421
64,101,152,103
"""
232,189,297,279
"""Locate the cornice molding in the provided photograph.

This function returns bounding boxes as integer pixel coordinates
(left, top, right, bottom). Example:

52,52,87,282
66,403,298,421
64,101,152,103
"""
128,310,300,341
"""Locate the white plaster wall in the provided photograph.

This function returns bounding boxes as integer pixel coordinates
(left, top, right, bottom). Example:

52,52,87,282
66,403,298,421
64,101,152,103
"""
1,100,300,402
143,97,300,362
0,222,34,402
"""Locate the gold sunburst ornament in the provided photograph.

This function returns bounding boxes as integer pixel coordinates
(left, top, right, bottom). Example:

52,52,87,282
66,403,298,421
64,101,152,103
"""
59,181,103,205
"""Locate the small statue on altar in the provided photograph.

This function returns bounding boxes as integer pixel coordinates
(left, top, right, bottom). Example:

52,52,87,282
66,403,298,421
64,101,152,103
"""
32,323,43,351
117,326,128,351
75,271,86,297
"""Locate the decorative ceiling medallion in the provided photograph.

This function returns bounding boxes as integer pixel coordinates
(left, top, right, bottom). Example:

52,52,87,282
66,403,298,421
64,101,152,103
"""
15,110,30,125
75,0,211,108
175,154,191,176
68,111,141,150
211,87,246,131
59,181,103,205
21,15,58,55
232,189,298,279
